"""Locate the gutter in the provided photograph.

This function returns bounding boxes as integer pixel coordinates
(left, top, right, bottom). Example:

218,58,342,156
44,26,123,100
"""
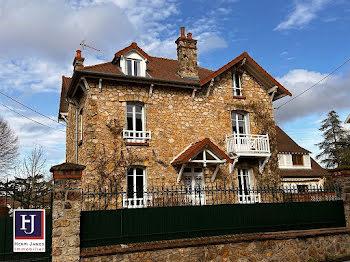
67,69,200,98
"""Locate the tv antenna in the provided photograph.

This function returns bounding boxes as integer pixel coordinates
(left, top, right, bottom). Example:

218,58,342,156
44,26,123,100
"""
80,40,101,52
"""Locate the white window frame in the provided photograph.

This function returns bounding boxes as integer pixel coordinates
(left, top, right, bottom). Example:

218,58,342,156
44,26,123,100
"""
126,58,141,76
124,166,147,208
232,73,243,96
237,168,260,204
123,102,151,142
231,111,250,135
183,167,206,205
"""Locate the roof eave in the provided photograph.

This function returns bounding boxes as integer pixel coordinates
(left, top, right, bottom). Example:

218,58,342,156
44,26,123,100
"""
66,69,200,99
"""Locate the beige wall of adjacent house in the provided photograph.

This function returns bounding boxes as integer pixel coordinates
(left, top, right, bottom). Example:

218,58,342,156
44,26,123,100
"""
278,153,311,169
66,68,280,189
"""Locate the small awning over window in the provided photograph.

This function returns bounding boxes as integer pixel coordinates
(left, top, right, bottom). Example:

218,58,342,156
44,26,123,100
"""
171,138,233,183
171,138,233,166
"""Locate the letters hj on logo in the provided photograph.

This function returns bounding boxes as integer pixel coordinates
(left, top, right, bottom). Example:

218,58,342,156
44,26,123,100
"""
13,210,45,252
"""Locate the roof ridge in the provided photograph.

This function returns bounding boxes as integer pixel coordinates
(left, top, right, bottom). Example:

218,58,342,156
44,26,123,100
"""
83,61,112,69
150,56,214,72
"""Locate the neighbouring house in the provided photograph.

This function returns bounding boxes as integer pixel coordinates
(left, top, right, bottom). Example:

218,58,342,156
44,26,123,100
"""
276,126,328,191
345,114,350,124
58,27,293,207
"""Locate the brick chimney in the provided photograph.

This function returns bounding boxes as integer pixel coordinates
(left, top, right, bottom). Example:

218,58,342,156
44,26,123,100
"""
73,50,85,70
175,27,199,80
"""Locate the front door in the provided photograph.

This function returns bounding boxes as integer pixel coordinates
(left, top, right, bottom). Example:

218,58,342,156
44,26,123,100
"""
183,167,206,205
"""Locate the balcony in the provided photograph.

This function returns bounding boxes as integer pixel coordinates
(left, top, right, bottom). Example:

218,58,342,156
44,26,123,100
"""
123,130,151,143
226,133,270,157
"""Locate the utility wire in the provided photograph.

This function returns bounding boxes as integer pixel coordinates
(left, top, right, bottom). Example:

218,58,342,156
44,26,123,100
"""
275,57,350,110
0,90,65,126
0,101,66,133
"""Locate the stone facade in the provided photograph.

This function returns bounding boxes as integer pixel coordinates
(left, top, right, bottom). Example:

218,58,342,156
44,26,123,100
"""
51,163,84,262
80,229,350,262
175,27,199,79
65,65,280,190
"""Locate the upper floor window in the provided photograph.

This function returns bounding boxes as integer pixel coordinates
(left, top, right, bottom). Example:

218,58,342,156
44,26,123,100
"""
292,154,304,166
127,59,141,76
123,102,151,143
231,111,249,135
232,73,243,96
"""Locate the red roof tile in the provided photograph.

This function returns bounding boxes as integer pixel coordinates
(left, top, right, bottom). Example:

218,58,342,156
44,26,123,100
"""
114,42,152,61
276,126,310,154
172,138,233,165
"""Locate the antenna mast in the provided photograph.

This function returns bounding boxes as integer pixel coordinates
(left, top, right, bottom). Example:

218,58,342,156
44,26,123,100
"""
80,40,101,52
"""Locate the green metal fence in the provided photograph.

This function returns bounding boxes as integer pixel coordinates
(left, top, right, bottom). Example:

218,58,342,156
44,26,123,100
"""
81,200,346,248
0,214,52,261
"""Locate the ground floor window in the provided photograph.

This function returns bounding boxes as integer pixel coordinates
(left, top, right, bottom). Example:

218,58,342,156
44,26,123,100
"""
125,167,145,208
183,167,205,205
237,168,259,203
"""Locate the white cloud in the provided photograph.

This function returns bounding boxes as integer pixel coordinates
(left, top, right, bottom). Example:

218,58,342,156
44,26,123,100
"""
274,0,330,31
0,57,71,93
274,69,350,123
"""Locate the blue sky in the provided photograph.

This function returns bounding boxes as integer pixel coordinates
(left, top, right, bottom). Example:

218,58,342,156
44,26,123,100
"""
0,0,349,171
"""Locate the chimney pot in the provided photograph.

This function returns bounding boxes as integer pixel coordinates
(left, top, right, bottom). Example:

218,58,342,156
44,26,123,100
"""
76,50,81,58
73,50,85,70
180,27,185,37
187,33,192,39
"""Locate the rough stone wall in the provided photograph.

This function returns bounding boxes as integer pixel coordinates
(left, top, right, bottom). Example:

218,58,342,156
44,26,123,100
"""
176,37,199,79
67,68,280,190
66,103,76,163
334,175,350,227
52,178,82,262
81,231,350,262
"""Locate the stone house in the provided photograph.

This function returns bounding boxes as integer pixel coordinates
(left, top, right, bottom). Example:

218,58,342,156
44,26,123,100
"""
58,27,293,206
276,126,328,190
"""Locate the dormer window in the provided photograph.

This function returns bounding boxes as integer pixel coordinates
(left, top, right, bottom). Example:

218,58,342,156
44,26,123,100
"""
127,59,141,76
292,154,304,166
232,73,243,96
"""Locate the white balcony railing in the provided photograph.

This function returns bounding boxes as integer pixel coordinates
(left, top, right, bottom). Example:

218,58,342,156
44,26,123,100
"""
226,133,270,156
123,130,151,143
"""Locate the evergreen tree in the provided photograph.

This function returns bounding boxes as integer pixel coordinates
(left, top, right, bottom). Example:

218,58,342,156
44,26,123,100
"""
316,110,348,168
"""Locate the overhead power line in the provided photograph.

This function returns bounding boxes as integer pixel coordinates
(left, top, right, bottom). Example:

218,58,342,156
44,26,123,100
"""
275,56,350,110
0,101,66,133
0,90,65,126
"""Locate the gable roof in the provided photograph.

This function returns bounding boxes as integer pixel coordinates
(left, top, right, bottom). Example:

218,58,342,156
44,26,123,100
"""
114,42,152,61
171,138,233,165
58,76,71,119
200,52,292,97
280,157,328,178
275,126,310,154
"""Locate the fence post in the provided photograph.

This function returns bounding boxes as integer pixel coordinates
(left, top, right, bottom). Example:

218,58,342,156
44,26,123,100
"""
50,163,85,262
331,169,350,227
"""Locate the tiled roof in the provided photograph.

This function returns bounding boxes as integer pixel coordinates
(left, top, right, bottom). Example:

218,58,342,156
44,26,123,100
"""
275,126,310,154
58,76,71,117
114,42,152,61
80,56,213,84
147,57,213,83
280,158,328,178
82,62,122,75
172,138,233,165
